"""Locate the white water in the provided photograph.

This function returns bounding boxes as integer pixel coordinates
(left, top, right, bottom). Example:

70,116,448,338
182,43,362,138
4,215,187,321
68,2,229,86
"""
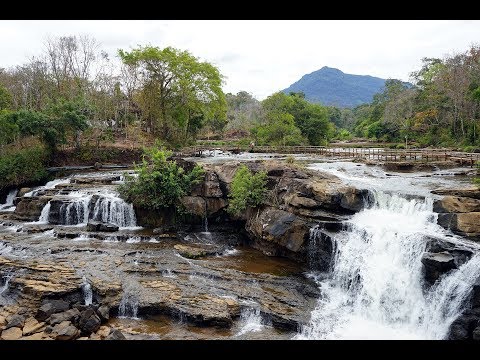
118,292,139,319
23,178,70,197
297,191,480,340
37,201,51,223
82,276,93,306
236,304,264,337
91,192,136,228
0,189,18,211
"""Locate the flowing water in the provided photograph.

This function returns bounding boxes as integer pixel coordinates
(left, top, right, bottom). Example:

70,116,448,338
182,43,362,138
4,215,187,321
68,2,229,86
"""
0,189,18,212
296,162,480,340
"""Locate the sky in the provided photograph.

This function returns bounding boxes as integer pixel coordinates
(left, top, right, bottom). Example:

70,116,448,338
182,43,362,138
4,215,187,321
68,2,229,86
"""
1,20,480,100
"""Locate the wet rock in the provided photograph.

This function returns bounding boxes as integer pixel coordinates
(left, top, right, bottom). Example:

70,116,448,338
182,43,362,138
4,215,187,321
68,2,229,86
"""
5,314,26,329
153,225,177,234
1,326,23,340
437,213,456,229
78,308,101,334
18,188,32,198
51,321,80,340
87,221,119,232
47,308,81,325
180,196,206,217
14,196,51,221
421,252,456,284
22,317,45,336
174,244,219,259
106,328,126,340
36,300,70,321
433,196,480,213
287,195,319,209
455,213,480,238
246,207,309,254
206,198,228,216
73,176,120,185
97,305,110,321
473,326,480,340
204,172,223,198
432,187,480,200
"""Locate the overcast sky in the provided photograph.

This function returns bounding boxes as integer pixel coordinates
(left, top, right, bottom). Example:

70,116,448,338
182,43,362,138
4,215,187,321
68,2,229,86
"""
1,20,479,100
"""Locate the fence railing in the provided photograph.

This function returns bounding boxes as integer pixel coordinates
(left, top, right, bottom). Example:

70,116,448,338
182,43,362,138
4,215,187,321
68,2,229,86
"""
180,145,480,166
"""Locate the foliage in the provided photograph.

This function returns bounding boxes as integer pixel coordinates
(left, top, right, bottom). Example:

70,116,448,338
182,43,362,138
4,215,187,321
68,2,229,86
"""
118,45,226,143
250,92,334,146
0,142,48,191
227,165,267,216
118,147,204,210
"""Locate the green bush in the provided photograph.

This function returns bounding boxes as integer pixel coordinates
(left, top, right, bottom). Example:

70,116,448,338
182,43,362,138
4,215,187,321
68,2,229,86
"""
0,144,48,191
227,165,267,216
119,147,204,210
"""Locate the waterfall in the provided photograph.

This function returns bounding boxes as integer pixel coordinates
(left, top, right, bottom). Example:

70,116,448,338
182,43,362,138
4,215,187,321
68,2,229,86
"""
91,194,136,228
23,178,70,197
0,272,14,304
297,191,480,340
38,201,51,223
118,292,139,319
82,276,93,306
236,303,264,337
59,196,91,225
0,189,18,211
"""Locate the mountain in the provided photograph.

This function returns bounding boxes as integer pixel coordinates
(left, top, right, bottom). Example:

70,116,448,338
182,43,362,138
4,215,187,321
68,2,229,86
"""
283,66,404,108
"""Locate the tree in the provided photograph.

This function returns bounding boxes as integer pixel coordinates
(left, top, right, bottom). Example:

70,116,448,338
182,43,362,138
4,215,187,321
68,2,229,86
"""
118,46,226,143
0,85,12,110
227,165,267,216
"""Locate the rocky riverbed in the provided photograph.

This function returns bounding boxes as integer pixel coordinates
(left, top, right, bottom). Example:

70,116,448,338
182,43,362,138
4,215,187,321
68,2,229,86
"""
1,154,480,340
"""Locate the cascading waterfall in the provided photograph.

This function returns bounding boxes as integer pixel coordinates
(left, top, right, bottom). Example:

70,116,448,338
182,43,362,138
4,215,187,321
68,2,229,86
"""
0,272,14,304
236,302,264,337
59,195,91,225
91,194,136,228
297,191,480,340
82,276,93,306
118,292,139,319
0,189,18,211
38,201,51,223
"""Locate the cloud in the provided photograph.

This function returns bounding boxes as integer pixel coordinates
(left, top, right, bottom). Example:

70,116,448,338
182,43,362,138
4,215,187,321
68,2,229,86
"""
1,20,480,100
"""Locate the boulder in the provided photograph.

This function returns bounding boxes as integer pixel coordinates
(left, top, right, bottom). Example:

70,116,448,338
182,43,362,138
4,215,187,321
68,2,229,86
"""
421,252,456,284
204,172,223,198
456,213,480,238
35,300,70,321
47,308,81,326
87,221,119,232
206,198,228,216
96,325,111,338
473,326,480,341
78,308,101,334
174,244,219,259
1,326,23,340
13,196,51,221
97,305,110,321
106,328,126,340
432,187,480,200
5,314,26,329
287,195,319,209
51,321,80,340
180,196,206,217
433,196,480,213
246,207,309,253
17,188,32,198
22,317,45,336
21,332,45,340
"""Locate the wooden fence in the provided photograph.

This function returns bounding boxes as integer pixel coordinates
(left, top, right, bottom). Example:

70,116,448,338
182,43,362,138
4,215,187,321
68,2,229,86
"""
180,145,480,166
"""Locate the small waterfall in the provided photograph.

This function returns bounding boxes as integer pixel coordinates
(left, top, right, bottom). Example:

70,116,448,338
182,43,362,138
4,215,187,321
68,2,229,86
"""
0,272,14,304
0,189,18,211
23,178,70,197
307,226,335,271
59,196,91,225
118,292,139,319
91,195,136,228
236,303,264,337
82,276,93,306
38,201,51,223
297,191,480,340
